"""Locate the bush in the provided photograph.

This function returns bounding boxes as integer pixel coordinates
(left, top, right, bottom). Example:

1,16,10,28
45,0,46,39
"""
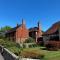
0,39,21,56
25,37,35,43
28,44,37,48
0,39,6,46
20,49,44,59
45,41,59,51
8,47,21,56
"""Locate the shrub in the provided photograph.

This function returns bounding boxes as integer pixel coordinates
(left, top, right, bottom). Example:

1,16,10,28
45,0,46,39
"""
25,37,35,43
8,47,21,56
45,41,59,51
0,39,6,46
0,39,21,56
28,44,37,48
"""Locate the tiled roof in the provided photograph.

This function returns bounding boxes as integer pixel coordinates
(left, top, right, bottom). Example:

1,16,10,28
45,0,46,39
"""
44,21,60,35
29,27,44,34
29,27,38,32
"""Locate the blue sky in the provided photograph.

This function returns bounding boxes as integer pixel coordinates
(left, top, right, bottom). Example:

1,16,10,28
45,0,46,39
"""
0,0,60,31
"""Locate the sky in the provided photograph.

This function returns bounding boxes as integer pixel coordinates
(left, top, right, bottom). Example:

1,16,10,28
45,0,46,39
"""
0,0,60,31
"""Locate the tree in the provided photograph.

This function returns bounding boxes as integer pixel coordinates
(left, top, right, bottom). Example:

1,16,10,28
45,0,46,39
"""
0,26,12,32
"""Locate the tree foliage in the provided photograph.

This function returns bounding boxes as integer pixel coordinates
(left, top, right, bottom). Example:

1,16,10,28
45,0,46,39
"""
0,26,12,32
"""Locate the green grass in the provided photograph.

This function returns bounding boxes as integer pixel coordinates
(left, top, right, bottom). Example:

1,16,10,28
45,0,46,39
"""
23,47,60,60
43,50,60,60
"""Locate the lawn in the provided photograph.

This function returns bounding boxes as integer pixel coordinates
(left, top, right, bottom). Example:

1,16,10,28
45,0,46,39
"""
44,50,60,60
23,47,60,60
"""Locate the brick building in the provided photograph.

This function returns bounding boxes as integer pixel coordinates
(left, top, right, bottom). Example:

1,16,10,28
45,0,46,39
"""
37,21,60,44
43,21,60,44
5,19,29,43
5,19,60,45
29,21,43,42
5,20,43,43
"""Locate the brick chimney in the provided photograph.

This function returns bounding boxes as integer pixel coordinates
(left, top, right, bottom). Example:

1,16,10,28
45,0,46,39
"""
22,19,26,28
37,21,42,37
16,23,19,27
22,19,25,25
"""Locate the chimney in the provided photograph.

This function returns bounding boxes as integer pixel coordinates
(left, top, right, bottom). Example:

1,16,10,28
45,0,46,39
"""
22,19,25,25
16,23,19,27
38,21,40,29
37,21,42,37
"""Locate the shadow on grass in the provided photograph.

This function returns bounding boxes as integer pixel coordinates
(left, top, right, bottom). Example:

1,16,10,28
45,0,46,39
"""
39,46,47,50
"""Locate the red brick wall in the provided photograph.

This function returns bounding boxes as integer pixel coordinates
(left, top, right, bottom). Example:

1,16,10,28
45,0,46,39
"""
16,24,29,43
37,28,42,38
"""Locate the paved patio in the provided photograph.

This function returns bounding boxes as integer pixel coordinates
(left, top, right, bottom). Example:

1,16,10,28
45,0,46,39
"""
0,53,4,60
